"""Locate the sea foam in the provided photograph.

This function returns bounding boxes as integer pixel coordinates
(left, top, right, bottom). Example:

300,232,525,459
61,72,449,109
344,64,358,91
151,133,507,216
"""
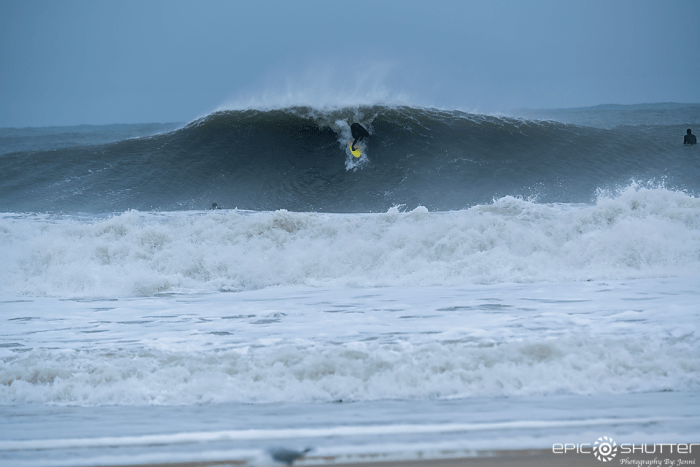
2,334,697,405
1,186,698,298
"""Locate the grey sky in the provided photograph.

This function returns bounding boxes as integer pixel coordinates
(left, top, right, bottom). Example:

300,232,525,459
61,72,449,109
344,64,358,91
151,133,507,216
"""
1,0,698,127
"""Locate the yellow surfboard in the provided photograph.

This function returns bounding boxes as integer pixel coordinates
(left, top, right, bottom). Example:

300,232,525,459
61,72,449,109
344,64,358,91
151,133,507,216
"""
349,141,362,158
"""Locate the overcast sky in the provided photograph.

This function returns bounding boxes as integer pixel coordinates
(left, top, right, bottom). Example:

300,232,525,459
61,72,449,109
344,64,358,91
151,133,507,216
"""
1,0,698,127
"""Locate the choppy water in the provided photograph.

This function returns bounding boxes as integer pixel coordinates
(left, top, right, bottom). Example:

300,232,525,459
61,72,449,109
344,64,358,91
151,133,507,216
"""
1,103,699,466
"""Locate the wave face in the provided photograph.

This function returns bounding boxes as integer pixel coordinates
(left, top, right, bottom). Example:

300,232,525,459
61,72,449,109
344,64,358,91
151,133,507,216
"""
1,105,699,213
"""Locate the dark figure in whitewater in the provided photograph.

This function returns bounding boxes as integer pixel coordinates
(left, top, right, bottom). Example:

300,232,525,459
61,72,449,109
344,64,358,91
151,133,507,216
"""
684,129,697,145
351,123,369,151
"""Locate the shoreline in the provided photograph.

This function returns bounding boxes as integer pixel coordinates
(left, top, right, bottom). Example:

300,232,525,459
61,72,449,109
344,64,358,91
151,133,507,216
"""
90,447,700,467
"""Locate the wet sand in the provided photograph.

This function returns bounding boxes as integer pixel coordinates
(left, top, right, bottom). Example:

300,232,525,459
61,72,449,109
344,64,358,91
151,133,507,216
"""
92,447,700,467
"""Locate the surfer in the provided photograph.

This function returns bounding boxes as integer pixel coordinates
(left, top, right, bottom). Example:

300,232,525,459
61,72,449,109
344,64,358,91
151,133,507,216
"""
684,129,697,145
351,123,369,151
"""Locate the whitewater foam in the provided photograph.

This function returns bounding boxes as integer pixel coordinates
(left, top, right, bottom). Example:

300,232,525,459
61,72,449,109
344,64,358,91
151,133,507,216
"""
3,333,696,405
2,275,698,406
0,186,697,298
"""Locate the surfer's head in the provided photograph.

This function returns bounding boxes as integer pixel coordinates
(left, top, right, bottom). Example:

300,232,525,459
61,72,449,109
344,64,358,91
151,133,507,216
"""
688,129,693,135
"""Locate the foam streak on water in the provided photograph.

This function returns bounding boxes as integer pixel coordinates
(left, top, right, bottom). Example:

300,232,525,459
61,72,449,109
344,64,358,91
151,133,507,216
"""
1,276,699,405
1,277,699,465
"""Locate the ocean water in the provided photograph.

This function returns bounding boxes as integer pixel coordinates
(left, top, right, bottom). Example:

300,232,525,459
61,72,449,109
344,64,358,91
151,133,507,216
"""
1,103,699,466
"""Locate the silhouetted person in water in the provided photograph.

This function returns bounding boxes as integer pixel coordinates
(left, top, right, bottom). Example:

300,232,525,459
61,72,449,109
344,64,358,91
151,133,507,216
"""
351,123,369,151
684,129,697,145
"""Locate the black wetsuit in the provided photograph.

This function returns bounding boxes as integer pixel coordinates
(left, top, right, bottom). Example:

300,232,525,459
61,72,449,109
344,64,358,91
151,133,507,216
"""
685,133,697,145
351,123,369,150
